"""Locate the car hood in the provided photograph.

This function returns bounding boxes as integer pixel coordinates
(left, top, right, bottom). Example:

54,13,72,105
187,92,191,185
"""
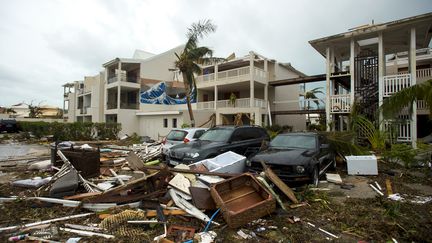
250,148,317,165
170,140,226,153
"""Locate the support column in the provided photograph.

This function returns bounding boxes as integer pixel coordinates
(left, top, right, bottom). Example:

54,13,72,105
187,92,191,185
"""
410,27,417,148
104,68,108,114
264,58,268,106
214,64,218,81
117,62,121,109
214,85,218,110
325,47,331,131
249,51,255,108
378,32,384,131
350,39,356,107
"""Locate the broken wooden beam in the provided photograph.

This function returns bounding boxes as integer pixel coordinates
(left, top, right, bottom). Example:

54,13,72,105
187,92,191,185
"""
260,160,298,204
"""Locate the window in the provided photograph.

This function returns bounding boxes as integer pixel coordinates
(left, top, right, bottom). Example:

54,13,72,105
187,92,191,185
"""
163,118,168,128
193,129,206,138
166,130,187,141
172,118,177,128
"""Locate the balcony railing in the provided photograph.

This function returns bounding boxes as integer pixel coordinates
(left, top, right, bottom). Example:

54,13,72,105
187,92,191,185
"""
196,101,214,110
330,94,351,113
398,67,432,79
383,74,411,97
196,67,267,83
385,121,412,142
197,98,266,109
107,70,139,84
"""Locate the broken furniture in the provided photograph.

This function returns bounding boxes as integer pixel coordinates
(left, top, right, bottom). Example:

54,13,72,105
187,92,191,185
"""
51,142,100,178
210,173,276,228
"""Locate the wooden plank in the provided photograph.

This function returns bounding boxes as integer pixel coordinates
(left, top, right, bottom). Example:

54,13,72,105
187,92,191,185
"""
141,164,241,178
260,161,299,204
385,179,393,195
269,74,326,86
126,151,145,171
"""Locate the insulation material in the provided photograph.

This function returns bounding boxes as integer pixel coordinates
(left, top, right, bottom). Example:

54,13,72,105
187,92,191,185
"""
100,210,149,239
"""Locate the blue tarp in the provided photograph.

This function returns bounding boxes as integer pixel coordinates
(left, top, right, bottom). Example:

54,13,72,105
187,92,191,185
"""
140,82,196,105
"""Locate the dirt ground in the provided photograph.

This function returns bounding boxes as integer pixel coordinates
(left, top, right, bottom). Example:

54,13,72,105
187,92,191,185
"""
1,140,432,242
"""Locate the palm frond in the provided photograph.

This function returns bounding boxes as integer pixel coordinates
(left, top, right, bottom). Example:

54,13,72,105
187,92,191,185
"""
185,19,216,51
381,79,432,118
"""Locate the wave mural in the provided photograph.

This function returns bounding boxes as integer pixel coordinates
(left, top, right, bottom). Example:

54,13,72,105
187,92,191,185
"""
140,82,196,105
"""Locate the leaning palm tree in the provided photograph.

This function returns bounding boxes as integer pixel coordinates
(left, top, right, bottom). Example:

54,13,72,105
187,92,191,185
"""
381,79,432,118
300,87,324,125
175,20,221,127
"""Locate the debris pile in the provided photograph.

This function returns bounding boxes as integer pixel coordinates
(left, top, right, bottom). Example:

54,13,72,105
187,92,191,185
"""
0,141,298,242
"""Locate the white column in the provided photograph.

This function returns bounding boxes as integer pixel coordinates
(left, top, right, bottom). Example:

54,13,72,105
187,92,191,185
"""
325,47,331,131
104,68,108,113
264,59,268,105
350,39,355,107
410,27,417,148
249,51,255,108
117,62,121,109
378,32,384,131
214,85,218,110
214,64,218,81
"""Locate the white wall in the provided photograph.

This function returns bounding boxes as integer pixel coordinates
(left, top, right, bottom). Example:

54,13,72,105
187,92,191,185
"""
140,45,185,82
138,114,184,140
117,109,140,136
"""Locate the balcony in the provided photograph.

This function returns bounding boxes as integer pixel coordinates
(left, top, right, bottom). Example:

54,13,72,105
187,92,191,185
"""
196,67,267,86
385,121,412,142
107,71,140,88
196,98,266,110
330,94,351,113
383,74,412,97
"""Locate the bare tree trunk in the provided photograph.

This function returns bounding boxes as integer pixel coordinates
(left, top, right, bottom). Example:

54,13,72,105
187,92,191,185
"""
182,73,195,127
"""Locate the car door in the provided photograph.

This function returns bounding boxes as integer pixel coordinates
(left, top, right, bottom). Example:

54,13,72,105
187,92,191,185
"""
318,135,331,168
225,128,247,155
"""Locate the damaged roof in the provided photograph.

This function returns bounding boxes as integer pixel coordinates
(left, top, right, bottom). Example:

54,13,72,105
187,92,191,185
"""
309,12,432,59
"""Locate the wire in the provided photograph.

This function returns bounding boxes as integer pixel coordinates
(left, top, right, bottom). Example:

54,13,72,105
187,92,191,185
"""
203,208,221,233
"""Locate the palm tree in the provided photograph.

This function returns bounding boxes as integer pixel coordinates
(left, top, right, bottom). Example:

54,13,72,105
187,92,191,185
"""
175,20,222,127
381,79,432,118
300,87,324,125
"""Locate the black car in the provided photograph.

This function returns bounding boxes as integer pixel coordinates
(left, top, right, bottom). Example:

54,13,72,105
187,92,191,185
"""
0,119,19,133
247,132,335,186
166,126,270,165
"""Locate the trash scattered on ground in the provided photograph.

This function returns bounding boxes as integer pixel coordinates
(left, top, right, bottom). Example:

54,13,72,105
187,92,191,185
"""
1,137,432,242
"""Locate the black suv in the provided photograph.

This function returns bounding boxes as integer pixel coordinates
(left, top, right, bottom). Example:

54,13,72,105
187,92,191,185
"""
166,126,270,165
0,119,19,133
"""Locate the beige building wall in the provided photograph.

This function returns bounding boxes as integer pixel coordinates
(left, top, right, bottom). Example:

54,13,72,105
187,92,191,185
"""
272,64,306,131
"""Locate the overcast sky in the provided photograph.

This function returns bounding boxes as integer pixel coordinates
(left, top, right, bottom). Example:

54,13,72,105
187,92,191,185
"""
0,0,431,107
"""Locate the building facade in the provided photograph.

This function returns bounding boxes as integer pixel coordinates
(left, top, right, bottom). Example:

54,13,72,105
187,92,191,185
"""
309,13,432,146
63,47,306,139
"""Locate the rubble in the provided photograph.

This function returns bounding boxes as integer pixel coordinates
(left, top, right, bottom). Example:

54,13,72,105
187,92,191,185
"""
1,138,432,242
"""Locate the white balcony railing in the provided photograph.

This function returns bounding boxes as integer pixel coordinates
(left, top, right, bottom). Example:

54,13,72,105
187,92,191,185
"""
107,70,139,84
398,68,432,80
196,101,214,110
383,74,411,97
196,67,267,84
385,121,412,142
330,94,351,113
197,98,266,109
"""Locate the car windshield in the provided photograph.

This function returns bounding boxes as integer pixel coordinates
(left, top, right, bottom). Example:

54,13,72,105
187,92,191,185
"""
199,128,233,142
166,130,188,141
270,135,316,149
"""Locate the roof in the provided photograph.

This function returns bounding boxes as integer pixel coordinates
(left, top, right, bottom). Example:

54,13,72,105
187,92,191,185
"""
279,63,307,77
103,45,185,67
309,12,432,59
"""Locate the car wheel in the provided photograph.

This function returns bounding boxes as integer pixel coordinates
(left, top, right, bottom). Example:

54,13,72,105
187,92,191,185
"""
312,165,320,187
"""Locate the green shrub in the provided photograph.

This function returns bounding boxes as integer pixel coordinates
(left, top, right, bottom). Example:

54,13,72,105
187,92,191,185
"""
17,121,121,141
383,143,416,168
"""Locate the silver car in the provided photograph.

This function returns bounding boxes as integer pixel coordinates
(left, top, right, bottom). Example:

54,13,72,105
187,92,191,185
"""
162,128,208,156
